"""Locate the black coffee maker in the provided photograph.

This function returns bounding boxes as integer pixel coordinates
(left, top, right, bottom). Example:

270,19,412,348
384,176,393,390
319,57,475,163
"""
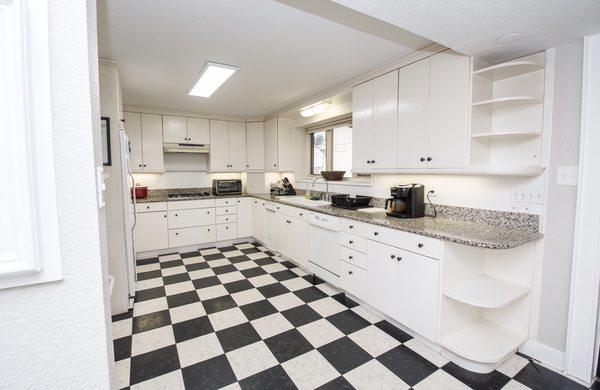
384,184,425,218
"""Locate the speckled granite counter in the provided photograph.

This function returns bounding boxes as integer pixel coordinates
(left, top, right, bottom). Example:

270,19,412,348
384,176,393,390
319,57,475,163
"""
134,188,250,203
249,194,542,250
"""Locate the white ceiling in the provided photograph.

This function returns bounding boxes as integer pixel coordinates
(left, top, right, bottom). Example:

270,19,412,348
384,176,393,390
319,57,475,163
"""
331,0,600,63
97,0,430,118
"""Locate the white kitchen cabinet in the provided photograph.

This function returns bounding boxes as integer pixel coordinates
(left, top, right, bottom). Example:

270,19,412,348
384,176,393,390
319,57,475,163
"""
264,117,278,170
396,250,439,341
236,197,252,238
263,117,293,172
187,117,210,145
168,208,215,229
163,115,187,143
124,111,164,173
352,70,398,171
246,122,265,170
366,240,399,318
217,223,237,241
251,199,266,243
287,215,308,267
340,260,366,300
265,207,280,251
169,226,215,248
228,121,247,171
134,211,168,252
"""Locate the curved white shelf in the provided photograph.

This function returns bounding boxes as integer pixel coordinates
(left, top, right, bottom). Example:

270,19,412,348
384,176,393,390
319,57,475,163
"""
471,130,542,139
472,96,540,110
441,321,527,364
474,60,544,81
444,275,530,309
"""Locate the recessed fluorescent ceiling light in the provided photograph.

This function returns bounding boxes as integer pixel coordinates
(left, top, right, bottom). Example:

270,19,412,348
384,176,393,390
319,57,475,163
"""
188,62,239,97
495,33,523,44
300,102,331,117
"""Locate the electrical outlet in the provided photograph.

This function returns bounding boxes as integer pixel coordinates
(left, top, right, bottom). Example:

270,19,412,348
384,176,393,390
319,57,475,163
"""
510,203,543,214
510,187,545,205
557,166,578,186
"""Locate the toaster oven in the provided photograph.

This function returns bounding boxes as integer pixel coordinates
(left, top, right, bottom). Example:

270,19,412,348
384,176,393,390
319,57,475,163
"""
212,179,242,195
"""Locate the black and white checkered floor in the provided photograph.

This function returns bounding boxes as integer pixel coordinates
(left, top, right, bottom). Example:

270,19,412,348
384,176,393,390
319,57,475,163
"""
112,241,587,390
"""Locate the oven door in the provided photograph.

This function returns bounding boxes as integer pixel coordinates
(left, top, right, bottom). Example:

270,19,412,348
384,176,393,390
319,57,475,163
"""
217,180,241,194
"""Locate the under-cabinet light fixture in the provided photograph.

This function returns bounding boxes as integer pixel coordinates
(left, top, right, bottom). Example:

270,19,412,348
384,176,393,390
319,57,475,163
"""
188,62,239,97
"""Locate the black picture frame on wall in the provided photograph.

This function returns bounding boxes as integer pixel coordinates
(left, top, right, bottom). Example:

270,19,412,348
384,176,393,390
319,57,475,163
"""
101,117,111,166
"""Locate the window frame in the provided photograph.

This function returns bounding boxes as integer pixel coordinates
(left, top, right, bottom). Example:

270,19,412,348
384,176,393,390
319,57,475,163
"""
309,125,357,178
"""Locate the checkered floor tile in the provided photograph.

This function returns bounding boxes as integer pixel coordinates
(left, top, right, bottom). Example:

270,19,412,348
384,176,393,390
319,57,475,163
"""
112,242,588,390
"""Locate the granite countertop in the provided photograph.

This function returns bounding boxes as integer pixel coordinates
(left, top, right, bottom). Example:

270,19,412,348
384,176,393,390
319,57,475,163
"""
249,194,542,250
134,188,250,203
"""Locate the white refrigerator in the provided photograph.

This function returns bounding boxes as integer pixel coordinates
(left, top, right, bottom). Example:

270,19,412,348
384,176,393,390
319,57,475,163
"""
119,130,137,307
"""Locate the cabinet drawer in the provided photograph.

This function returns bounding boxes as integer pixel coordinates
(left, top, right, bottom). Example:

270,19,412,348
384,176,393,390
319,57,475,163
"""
168,208,215,229
168,199,216,210
168,226,216,248
340,219,369,238
339,260,366,300
340,232,367,253
367,225,440,259
216,206,237,216
216,214,237,224
216,198,236,207
136,202,167,213
340,246,366,270
217,223,237,241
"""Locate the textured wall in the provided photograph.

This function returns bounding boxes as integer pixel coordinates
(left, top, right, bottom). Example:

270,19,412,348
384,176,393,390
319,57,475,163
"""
0,1,112,388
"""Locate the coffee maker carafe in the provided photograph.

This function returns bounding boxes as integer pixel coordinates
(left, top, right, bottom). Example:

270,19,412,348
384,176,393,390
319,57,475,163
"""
384,184,425,218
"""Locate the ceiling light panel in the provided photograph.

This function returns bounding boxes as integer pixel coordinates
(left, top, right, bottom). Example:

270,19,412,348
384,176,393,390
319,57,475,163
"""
188,62,239,98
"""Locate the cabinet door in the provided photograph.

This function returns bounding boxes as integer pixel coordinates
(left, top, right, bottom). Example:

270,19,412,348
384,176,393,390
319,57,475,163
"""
351,81,373,171
124,112,144,172
277,119,294,171
397,59,430,168
428,51,470,168
168,208,215,229
134,211,168,252
264,117,278,170
236,198,252,238
169,226,215,248
209,120,230,171
228,121,247,171
187,117,210,145
366,240,399,318
141,113,164,172
396,251,439,341
371,70,399,169
163,115,187,144
246,122,265,170
289,216,308,267
251,199,266,243
265,209,279,251
340,261,366,301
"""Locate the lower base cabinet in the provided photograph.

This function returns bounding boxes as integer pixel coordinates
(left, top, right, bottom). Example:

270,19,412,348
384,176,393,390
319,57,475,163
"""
339,260,366,300
217,223,237,241
134,211,168,252
278,215,308,268
169,226,215,248
251,199,266,243
366,241,400,318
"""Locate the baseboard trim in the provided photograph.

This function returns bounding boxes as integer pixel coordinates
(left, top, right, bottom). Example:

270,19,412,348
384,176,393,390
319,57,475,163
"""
519,340,565,371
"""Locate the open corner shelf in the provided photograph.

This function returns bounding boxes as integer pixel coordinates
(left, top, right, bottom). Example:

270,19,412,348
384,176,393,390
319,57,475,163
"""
472,96,541,110
441,321,527,364
443,275,530,309
473,60,544,81
470,130,542,139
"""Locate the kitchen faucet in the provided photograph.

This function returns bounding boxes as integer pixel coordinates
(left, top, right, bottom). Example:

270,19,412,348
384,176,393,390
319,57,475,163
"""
311,176,329,201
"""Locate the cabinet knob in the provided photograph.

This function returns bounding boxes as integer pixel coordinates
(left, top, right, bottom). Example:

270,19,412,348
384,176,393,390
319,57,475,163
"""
246,164,249,167
208,228,211,231
420,157,426,162
427,157,432,162
348,255,353,259
138,164,142,167
163,215,167,218
273,164,277,167
349,240,353,244
175,213,178,217
366,160,371,164
418,243,424,248
397,256,402,261
277,207,280,210
390,254,396,259
146,206,150,209
175,232,179,236
349,271,353,275
299,213,303,216
143,164,147,167
349,225,354,229
372,160,376,164
374,232,379,236
226,227,229,229
207,211,210,214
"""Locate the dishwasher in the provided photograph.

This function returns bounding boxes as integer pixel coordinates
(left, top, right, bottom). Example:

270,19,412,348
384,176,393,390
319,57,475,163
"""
307,212,340,285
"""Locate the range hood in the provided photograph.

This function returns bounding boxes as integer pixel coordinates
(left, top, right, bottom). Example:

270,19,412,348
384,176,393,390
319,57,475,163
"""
163,142,209,154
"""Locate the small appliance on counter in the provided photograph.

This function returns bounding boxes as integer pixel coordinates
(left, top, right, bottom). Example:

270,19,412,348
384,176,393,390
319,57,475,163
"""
385,184,425,218
212,179,242,195
330,194,372,210
131,185,148,199
270,177,297,196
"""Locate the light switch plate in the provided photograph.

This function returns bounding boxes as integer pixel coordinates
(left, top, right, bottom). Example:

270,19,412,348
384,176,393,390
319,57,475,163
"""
557,166,578,186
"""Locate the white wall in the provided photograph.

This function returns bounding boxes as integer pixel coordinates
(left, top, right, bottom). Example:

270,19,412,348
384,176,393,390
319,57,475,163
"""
0,0,113,388
133,171,243,189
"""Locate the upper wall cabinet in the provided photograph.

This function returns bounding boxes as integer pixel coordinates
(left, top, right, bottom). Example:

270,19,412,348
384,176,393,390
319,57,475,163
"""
246,122,265,171
163,115,210,145
264,117,294,172
352,70,399,171
124,111,165,173
397,51,471,169
209,120,247,172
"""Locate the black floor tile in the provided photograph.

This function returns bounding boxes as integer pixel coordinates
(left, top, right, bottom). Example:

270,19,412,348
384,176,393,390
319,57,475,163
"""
317,376,355,389
326,310,370,335
186,262,209,272
182,354,237,390
280,261,296,269
224,279,254,294
375,320,413,343
202,295,238,314
180,251,200,259
281,304,322,327
379,345,439,386
294,286,328,303
241,267,267,278
255,257,277,266
239,364,297,390
132,310,171,334
166,290,200,308
229,255,252,264
257,283,290,298
318,337,372,374
129,345,180,385
163,272,191,285
160,259,184,269
216,322,262,352
192,276,221,289
513,362,587,390
212,264,237,275
113,336,132,361
112,310,132,322
203,253,225,261
136,257,159,266
172,316,214,342
137,269,162,281
264,329,314,363
240,299,278,321
303,274,325,285
242,247,260,254
135,286,166,302
218,245,238,253
271,269,298,282
331,293,359,308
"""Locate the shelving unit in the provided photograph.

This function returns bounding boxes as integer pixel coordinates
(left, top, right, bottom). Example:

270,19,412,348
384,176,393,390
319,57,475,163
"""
469,52,546,172
444,275,530,309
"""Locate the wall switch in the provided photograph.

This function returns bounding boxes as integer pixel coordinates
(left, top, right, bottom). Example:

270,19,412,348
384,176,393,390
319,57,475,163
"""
557,166,578,186
510,203,543,214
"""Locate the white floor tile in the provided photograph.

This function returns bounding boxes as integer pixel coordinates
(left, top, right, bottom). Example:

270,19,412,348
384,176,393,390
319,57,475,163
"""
131,326,175,356
197,284,228,300
169,302,206,324
112,318,132,339
208,307,248,331
315,283,340,296
282,350,339,390
136,277,164,292
158,254,181,262
182,256,204,265
136,263,160,273
348,325,400,357
497,354,529,377
412,369,470,390
115,358,130,389
345,359,410,390
234,261,257,271
248,274,277,287
235,243,255,250
223,249,245,258
501,379,532,389
217,271,245,284
291,267,309,277
207,258,230,267
133,297,168,317
281,277,312,292
176,333,224,368
247,252,269,260
251,313,294,339
188,268,215,280
231,288,265,306
308,297,347,317
263,263,287,273
164,281,195,296
130,369,184,390
200,248,220,256
268,292,304,311
403,339,449,367
226,341,278,380
161,266,187,277
297,318,344,348
351,305,382,324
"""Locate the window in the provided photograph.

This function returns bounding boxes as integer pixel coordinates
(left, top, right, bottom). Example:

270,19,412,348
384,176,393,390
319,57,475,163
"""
310,125,352,177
